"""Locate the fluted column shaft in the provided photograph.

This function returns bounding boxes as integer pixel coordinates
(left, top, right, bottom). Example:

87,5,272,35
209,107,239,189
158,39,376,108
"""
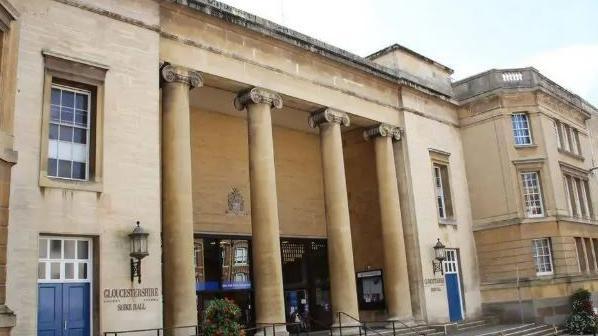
161,64,202,330
364,124,412,321
309,109,359,326
235,88,286,329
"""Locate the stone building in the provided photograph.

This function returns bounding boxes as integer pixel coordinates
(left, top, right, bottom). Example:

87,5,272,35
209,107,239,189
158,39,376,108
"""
455,69,598,324
0,0,594,335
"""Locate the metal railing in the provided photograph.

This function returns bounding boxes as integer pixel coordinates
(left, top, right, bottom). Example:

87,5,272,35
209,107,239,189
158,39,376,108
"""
104,322,308,336
103,325,200,336
242,322,309,336
331,312,383,336
331,312,427,336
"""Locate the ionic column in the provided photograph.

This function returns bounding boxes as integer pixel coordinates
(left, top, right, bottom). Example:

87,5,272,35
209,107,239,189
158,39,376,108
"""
161,64,203,330
309,109,360,326
234,87,286,330
364,124,412,321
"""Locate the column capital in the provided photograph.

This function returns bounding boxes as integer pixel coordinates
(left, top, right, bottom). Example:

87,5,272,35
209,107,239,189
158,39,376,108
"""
160,63,203,88
363,123,402,141
234,87,283,110
308,108,350,128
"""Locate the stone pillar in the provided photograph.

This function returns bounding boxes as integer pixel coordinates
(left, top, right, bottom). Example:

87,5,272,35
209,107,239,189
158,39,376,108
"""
234,87,286,331
309,109,360,327
364,124,412,322
160,64,203,330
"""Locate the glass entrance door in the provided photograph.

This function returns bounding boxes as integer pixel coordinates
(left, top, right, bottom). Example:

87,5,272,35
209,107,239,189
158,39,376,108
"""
281,239,331,330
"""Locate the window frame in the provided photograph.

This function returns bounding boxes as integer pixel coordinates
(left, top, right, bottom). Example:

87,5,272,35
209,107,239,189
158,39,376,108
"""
39,50,107,192
429,149,455,224
234,247,248,265
531,238,553,276
561,164,593,220
520,171,545,218
47,84,92,181
511,112,533,146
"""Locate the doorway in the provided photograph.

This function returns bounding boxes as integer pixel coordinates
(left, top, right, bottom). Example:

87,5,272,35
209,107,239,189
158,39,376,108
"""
37,237,92,336
281,239,331,330
443,249,464,322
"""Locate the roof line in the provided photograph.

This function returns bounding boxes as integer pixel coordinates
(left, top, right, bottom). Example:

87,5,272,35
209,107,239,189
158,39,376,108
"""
365,43,454,74
168,0,454,99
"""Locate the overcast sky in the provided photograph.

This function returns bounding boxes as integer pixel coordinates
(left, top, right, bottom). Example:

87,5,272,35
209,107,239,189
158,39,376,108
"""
219,0,598,106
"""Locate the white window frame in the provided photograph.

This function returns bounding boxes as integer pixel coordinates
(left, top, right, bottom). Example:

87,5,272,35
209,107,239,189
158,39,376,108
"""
532,238,553,276
38,236,93,283
521,172,544,218
234,247,248,265
564,174,592,219
48,84,91,181
561,124,571,152
570,128,579,155
511,113,533,146
433,165,447,219
233,272,248,283
553,120,562,150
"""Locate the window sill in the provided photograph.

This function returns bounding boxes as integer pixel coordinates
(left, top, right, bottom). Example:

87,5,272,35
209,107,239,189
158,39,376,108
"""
439,218,457,226
514,144,537,149
39,173,102,193
557,148,584,161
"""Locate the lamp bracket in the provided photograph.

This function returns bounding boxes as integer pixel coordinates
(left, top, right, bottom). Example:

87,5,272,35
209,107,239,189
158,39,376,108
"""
131,258,142,284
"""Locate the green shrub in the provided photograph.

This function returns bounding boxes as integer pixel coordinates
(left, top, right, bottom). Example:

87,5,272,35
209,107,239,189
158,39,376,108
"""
564,289,597,334
202,298,244,336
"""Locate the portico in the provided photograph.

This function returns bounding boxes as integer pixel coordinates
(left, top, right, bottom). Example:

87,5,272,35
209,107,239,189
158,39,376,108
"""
158,56,414,329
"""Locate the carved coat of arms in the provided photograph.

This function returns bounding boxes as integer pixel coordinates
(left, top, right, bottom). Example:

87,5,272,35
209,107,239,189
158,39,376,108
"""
226,187,245,215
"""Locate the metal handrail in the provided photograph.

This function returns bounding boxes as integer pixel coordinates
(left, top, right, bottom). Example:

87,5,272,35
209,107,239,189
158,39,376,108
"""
332,312,427,336
242,321,309,336
333,312,383,336
103,324,200,336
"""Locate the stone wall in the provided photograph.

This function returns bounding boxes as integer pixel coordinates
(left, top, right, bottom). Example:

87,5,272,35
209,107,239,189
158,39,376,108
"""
7,0,162,335
190,107,326,237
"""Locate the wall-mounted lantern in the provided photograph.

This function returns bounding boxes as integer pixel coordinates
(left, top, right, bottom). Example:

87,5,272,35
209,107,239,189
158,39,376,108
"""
129,221,149,283
432,238,446,276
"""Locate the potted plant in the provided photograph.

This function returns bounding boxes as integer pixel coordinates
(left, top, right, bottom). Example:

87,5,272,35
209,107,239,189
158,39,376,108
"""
203,298,244,336
564,289,597,335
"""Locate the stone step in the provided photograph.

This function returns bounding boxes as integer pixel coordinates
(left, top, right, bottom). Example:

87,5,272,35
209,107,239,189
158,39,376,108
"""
457,320,488,331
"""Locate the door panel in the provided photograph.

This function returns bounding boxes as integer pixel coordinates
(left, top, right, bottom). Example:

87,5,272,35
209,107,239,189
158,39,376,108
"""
63,283,90,336
444,249,463,322
38,283,90,336
445,274,463,321
38,283,63,336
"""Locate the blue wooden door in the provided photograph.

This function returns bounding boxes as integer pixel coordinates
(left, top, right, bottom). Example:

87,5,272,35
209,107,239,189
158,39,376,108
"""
38,283,90,336
38,283,63,336
444,249,463,322
63,283,90,336
445,274,462,321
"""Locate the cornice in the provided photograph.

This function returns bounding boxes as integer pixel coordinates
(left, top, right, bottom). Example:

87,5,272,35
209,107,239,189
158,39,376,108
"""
308,108,350,128
363,123,401,141
160,63,203,88
233,87,283,110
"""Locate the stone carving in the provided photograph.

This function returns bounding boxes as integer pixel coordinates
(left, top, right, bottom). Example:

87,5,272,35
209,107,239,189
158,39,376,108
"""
308,108,351,128
363,123,402,141
234,87,283,110
226,187,245,215
537,92,586,124
160,64,203,88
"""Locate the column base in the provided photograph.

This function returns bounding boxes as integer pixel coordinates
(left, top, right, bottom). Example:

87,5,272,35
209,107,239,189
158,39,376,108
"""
0,305,15,331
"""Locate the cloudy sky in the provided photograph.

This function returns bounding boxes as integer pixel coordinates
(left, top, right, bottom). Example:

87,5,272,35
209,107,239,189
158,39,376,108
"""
219,0,598,106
